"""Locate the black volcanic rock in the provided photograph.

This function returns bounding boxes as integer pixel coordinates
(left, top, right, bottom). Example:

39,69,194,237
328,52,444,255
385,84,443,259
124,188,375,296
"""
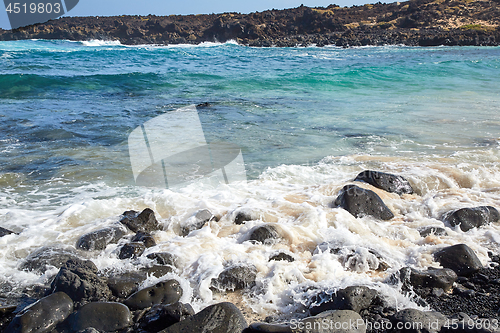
76,225,127,251
4,292,73,333
354,170,414,195
211,264,257,291
443,206,499,232
333,184,395,220
434,244,482,277
159,302,247,333
0,0,499,47
310,286,378,316
123,280,182,310
120,208,160,233
139,302,195,332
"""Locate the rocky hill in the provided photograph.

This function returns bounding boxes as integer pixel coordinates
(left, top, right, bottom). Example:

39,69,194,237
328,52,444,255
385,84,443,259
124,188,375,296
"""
1,0,499,46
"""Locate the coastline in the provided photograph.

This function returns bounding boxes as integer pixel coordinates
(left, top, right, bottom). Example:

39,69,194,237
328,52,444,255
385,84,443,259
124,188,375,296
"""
1,0,499,47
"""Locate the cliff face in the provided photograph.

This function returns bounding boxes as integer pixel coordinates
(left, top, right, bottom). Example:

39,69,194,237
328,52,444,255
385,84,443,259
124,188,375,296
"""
1,0,499,46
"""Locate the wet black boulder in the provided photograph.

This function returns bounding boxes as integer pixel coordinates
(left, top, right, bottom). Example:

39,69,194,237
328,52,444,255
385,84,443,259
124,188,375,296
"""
124,280,183,310
118,242,146,259
50,259,112,308
19,246,82,273
76,225,127,251
354,170,414,195
120,208,161,233
159,302,247,333
310,286,378,316
107,271,147,299
181,209,217,236
4,292,73,333
434,244,482,277
211,264,257,291
131,231,156,247
398,267,457,291
147,252,178,267
443,206,499,232
67,302,131,332
333,185,395,220
391,308,446,333
139,302,195,332
248,225,281,244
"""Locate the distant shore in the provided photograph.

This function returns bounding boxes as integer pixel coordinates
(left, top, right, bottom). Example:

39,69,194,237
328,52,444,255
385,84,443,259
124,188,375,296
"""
1,0,499,47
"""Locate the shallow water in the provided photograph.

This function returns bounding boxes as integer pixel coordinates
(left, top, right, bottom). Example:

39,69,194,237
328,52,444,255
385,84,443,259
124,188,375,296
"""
0,40,499,318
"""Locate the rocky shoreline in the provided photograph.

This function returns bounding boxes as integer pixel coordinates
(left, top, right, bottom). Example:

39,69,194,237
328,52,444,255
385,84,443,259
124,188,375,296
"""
0,0,499,46
0,170,499,332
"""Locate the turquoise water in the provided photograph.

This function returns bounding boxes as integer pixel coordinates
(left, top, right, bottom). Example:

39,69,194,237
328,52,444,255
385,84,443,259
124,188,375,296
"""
0,40,499,317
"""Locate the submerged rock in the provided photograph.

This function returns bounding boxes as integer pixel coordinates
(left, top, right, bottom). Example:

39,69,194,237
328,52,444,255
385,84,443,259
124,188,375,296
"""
180,209,217,236
76,225,127,251
147,252,178,267
443,206,499,232
434,244,482,277
269,252,295,262
0,227,15,237
50,259,112,307
354,170,414,195
67,302,131,332
4,292,73,333
419,226,447,237
398,267,457,292
211,264,257,291
120,208,161,233
124,280,182,310
234,211,255,225
310,286,378,316
142,265,174,278
329,246,389,272
131,231,156,248
333,185,394,220
19,246,82,273
248,225,281,244
138,302,195,332
159,302,247,333
118,242,146,259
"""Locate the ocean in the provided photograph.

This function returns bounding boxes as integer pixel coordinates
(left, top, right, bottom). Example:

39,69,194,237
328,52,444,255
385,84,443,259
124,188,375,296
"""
0,39,499,319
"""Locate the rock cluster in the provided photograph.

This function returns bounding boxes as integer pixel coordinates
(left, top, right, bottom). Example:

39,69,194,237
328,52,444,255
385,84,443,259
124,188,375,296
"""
1,0,499,46
1,170,499,333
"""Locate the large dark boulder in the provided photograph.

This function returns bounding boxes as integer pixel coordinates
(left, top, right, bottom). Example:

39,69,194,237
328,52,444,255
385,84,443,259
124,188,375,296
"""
354,170,414,195
434,244,482,277
398,267,457,291
159,302,247,333
19,246,81,273
76,225,127,251
333,185,394,220
248,225,281,244
139,302,195,332
443,206,499,232
310,286,378,316
181,209,217,236
147,252,178,267
390,309,446,333
107,271,147,299
211,264,257,291
4,292,73,333
67,302,131,332
302,310,366,333
120,208,161,233
118,242,146,259
50,259,112,307
124,280,183,310
131,231,156,247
